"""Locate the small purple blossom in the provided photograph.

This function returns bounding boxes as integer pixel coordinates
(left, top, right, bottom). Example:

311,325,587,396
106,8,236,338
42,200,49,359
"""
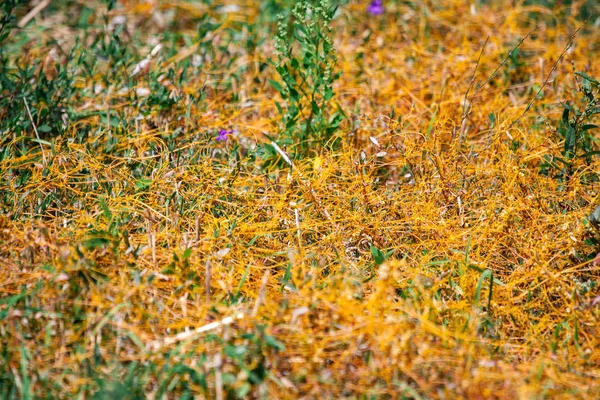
216,129,233,142
367,0,385,15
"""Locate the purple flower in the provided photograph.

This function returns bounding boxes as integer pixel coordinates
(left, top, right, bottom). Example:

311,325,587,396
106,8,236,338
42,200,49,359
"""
367,0,385,15
216,129,233,141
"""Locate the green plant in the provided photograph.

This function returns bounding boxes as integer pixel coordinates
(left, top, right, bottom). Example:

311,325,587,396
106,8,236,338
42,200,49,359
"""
557,72,600,175
269,0,344,159
538,70,600,181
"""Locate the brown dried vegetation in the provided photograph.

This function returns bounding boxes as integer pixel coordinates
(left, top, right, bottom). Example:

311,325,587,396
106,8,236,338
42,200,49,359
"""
1,0,600,398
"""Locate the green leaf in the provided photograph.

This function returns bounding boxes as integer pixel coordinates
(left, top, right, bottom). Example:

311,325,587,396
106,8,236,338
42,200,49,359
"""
100,113,120,128
0,31,10,44
474,269,494,310
588,205,600,230
467,264,484,273
562,103,575,117
311,100,320,115
0,290,26,308
134,178,152,191
329,113,344,128
237,383,251,398
289,88,299,102
575,71,600,86
579,150,600,158
268,79,284,96
37,124,52,133
587,107,600,116
370,245,387,265
82,237,111,250
99,197,112,222
564,124,577,157
264,334,285,351
29,138,52,146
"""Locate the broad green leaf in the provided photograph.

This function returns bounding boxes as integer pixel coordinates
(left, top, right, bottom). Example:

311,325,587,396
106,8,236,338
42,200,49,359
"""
370,245,387,265
134,178,152,191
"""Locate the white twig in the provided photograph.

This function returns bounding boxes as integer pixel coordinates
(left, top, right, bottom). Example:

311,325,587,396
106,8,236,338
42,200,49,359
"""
18,0,51,28
294,208,302,249
269,140,293,167
148,312,244,350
